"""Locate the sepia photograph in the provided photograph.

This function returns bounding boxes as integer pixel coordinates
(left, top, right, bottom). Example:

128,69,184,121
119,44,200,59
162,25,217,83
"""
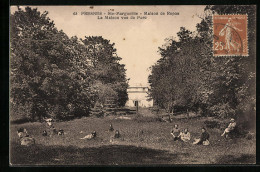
9,5,256,165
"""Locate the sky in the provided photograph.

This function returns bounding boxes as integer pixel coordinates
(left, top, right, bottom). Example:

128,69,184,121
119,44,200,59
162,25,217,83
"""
11,5,206,86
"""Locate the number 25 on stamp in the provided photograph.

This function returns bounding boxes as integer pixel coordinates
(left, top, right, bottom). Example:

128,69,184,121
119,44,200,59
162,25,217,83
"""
213,15,248,56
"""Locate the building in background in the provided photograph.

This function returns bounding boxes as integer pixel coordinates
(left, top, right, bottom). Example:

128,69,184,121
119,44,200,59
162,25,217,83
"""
125,83,153,107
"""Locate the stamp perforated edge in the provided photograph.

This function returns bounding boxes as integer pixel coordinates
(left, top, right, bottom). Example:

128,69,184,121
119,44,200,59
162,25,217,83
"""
212,14,249,57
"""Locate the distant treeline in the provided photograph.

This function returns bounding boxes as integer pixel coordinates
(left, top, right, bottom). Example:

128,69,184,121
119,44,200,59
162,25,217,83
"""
148,5,256,125
10,7,128,121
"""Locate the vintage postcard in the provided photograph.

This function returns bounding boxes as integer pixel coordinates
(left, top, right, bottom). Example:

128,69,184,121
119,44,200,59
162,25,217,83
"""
9,5,256,165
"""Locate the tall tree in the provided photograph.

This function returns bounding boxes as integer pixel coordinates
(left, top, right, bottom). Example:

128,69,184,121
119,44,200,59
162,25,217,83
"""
10,7,93,120
81,36,128,107
205,5,256,125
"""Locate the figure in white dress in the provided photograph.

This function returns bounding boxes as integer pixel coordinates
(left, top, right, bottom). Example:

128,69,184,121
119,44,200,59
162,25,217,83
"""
45,118,53,127
80,131,96,140
219,18,243,53
221,118,236,138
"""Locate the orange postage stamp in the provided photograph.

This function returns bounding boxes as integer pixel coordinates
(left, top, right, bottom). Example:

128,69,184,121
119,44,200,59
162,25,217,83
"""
213,15,248,56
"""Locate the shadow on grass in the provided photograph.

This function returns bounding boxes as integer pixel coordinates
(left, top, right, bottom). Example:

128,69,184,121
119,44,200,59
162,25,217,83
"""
10,118,31,125
10,142,189,166
215,154,256,164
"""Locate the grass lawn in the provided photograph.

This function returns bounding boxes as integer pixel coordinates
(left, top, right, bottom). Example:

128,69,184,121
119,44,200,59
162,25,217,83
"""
10,108,256,165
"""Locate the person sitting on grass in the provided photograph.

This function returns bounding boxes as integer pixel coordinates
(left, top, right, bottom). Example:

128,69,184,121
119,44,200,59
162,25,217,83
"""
193,127,210,145
45,118,53,127
109,124,114,131
49,126,58,136
221,118,236,138
110,130,123,143
171,124,180,141
17,128,29,138
20,136,35,146
42,130,48,136
58,129,64,135
114,130,120,138
179,128,191,142
17,128,35,146
80,131,97,140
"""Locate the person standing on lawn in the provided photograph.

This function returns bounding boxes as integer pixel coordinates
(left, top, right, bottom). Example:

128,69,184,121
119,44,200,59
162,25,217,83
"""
193,127,210,145
179,128,191,142
171,124,180,141
221,118,236,138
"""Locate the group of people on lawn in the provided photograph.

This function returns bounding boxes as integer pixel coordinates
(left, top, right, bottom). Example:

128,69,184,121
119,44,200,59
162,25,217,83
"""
80,124,121,141
170,125,210,145
171,118,236,145
17,117,237,146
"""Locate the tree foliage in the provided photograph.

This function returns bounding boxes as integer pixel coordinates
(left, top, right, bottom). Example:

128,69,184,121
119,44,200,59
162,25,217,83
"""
148,5,256,123
206,5,256,126
81,36,128,107
10,7,128,121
